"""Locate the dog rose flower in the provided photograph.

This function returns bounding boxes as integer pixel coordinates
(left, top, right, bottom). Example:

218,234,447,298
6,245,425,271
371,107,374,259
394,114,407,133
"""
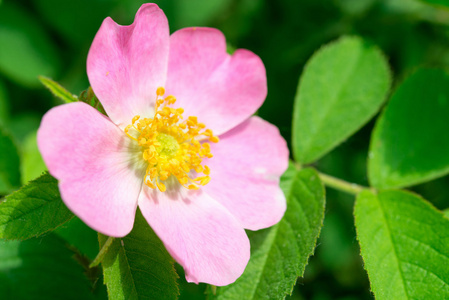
37,3,288,286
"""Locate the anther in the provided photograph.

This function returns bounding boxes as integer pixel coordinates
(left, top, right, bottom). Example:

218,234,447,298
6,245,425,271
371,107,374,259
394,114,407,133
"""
204,166,210,175
156,181,166,192
156,87,165,96
132,115,140,123
210,136,219,143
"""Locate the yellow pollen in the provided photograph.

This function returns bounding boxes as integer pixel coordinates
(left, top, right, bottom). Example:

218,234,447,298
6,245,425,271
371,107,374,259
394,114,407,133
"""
124,87,219,192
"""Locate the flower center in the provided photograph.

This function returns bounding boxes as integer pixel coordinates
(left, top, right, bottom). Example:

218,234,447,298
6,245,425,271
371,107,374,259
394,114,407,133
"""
156,133,180,158
124,87,219,192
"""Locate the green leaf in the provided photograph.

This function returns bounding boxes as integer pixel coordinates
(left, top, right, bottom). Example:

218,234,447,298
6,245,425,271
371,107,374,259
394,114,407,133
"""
0,234,96,300
79,87,106,115
100,208,179,300
292,36,391,164
444,208,449,219
0,125,20,194
355,189,449,299
213,165,325,300
0,3,61,87
20,131,47,185
39,76,78,103
55,217,99,260
0,173,74,240
368,69,449,188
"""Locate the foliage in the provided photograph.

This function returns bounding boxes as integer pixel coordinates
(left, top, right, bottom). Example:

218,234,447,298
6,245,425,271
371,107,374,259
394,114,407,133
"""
292,36,390,164
99,209,179,300
1,0,449,299
355,189,449,299
0,173,73,240
369,69,449,188
0,234,97,300
39,76,78,103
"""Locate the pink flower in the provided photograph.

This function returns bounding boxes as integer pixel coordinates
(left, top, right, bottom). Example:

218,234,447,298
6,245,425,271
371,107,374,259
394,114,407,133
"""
37,3,288,286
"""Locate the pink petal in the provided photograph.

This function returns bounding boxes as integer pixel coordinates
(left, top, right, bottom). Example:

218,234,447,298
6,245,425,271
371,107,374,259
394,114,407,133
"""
37,102,145,237
165,27,267,135
87,3,169,128
203,116,289,231
138,186,250,286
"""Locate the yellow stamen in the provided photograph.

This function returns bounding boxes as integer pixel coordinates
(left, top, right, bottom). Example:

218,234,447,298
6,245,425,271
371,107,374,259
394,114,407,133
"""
156,87,165,96
125,87,218,191
156,181,166,192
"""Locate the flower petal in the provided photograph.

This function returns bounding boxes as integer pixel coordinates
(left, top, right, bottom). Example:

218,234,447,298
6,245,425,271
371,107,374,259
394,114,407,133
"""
87,3,169,128
37,102,145,237
203,116,289,231
165,27,267,135
138,186,250,286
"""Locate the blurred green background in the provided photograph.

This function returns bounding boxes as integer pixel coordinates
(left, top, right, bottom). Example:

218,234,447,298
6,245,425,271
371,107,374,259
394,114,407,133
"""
1,0,449,299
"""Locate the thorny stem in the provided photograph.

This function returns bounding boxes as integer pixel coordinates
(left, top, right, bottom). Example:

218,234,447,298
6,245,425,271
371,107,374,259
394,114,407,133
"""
89,236,115,268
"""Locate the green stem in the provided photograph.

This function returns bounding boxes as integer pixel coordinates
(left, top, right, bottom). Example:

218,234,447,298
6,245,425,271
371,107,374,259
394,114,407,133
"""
89,236,115,268
317,172,367,195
